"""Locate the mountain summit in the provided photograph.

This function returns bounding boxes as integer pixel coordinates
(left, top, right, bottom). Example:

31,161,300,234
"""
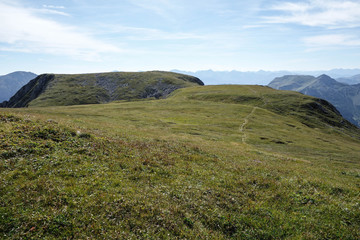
0,71,203,108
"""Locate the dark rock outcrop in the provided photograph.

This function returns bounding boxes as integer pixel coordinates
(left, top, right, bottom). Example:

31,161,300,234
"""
0,74,54,108
0,71,37,102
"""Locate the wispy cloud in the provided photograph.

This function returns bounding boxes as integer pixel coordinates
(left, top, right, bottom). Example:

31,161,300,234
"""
0,1,121,60
303,34,360,49
242,24,266,29
126,0,231,22
101,25,206,41
127,0,181,20
35,8,70,17
264,0,360,28
42,5,65,9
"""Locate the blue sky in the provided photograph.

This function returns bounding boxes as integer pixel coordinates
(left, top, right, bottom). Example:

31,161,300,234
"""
1,0,360,75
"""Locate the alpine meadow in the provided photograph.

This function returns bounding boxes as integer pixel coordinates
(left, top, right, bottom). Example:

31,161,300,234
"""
1,0,360,239
1,79,360,239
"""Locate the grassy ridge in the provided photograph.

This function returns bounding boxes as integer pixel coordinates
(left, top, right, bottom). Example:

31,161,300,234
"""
29,71,203,107
1,85,360,239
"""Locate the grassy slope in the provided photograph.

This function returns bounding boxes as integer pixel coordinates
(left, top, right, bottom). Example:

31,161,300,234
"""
1,85,360,239
28,71,202,107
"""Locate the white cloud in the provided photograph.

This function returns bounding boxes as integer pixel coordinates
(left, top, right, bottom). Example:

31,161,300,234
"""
303,34,360,48
0,1,121,60
128,0,180,19
42,5,65,9
102,25,206,41
264,0,360,28
35,8,70,16
126,0,228,21
242,24,266,29
271,2,312,12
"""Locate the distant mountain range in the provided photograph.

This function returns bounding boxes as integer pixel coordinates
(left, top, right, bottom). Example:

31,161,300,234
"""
0,71,203,108
268,74,360,127
172,69,360,85
0,71,37,102
336,74,360,85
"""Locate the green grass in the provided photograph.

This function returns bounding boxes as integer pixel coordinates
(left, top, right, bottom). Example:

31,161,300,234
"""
28,71,202,107
1,85,360,239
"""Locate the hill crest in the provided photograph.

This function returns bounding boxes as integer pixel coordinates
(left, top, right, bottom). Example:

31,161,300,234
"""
0,71,203,108
169,85,358,132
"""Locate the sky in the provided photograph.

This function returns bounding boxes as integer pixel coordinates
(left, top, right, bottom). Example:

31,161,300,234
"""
0,0,360,75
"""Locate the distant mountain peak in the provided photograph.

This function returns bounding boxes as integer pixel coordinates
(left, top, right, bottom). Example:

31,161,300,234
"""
315,74,344,87
316,74,334,81
317,74,331,78
269,74,360,127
